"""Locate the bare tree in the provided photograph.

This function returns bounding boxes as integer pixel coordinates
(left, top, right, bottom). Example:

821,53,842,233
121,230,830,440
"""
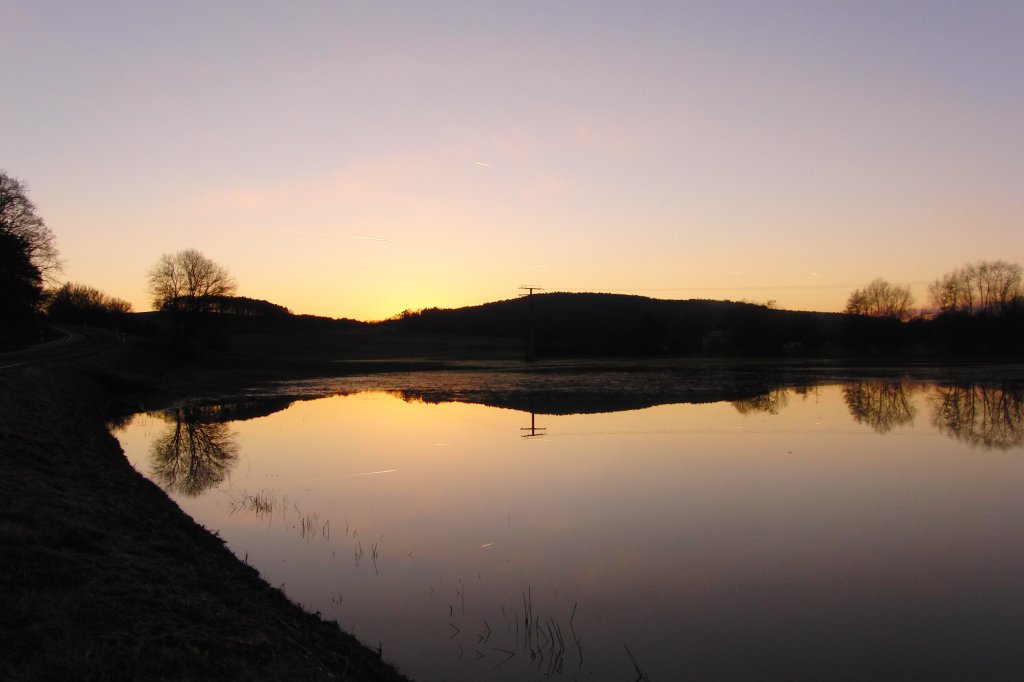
845,278,914,321
974,260,1022,314
929,268,975,315
0,171,61,282
929,260,1023,315
148,249,235,344
149,249,235,313
46,282,132,325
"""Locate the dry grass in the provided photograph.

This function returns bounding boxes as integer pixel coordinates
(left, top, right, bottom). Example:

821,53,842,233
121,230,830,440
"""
0,351,409,681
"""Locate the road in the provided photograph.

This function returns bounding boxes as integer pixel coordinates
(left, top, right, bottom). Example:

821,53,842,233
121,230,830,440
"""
0,325,120,371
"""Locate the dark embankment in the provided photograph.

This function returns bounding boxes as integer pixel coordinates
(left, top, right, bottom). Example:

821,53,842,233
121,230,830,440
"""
0,351,409,681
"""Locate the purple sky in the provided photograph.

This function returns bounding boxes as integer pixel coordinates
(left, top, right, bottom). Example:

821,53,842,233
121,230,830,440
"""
3,1,1021,319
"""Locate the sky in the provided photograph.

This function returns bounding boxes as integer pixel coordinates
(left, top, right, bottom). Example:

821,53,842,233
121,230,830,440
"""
2,1,1021,321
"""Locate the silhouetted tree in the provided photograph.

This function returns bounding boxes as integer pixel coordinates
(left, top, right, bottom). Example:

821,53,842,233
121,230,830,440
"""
148,249,235,345
930,268,975,315
0,172,58,347
46,282,131,327
0,171,60,281
0,231,44,347
929,260,1023,316
845,278,914,321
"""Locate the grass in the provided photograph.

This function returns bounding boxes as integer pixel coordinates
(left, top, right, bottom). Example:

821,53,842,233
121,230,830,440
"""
439,584,585,676
625,644,652,682
229,489,277,517
0,351,409,681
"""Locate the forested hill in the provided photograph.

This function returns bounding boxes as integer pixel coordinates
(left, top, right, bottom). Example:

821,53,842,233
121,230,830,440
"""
124,292,1021,357
385,293,859,356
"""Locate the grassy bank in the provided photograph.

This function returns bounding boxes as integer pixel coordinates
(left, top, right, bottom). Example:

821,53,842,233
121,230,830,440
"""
0,345,410,681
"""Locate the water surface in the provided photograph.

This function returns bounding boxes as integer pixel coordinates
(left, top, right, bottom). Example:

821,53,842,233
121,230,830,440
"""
115,378,1024,680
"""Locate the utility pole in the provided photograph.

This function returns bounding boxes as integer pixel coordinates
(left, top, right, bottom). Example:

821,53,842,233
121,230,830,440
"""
519,285,543,361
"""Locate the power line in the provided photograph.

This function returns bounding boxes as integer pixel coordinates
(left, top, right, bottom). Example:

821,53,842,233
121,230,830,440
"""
533,281,930,293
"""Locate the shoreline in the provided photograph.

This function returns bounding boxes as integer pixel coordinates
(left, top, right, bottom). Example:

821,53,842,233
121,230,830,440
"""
0,345,410,681
3,336,1022,680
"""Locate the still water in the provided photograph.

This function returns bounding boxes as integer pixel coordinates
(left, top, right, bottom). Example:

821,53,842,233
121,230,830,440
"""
115,379,1024,680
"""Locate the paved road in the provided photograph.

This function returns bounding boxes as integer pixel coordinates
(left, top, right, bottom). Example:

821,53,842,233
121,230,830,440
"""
0,325,120,371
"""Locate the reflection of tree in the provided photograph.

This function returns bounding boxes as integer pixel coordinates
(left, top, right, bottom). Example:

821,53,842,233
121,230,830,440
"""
732,389,790,415
150,408,240,496
930,385,1024,450
843,382,918,434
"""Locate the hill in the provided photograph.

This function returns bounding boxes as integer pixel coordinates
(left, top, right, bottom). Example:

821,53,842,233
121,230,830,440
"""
121,292,1022,358
386,292,862,356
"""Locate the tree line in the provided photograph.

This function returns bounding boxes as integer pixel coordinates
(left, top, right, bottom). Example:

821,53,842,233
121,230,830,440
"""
2,167,1022,355
0,171,233,349
845,261,1024,321
1,171,63,347
1,170,274,350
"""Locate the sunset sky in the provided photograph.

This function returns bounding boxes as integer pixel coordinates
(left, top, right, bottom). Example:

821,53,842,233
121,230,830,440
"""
2,1,1021,321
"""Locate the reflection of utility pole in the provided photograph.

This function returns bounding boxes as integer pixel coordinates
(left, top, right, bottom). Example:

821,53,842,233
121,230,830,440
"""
521,412,547,438
519,285,543,361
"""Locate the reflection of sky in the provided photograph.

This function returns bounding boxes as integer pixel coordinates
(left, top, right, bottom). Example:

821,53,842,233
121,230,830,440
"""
117,385,1024,681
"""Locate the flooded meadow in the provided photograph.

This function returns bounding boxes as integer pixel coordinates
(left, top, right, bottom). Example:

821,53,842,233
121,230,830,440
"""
114,372,1024,680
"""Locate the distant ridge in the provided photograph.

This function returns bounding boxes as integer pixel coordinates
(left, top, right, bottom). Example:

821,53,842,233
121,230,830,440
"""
386,292,851,356
127,291,1023,357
